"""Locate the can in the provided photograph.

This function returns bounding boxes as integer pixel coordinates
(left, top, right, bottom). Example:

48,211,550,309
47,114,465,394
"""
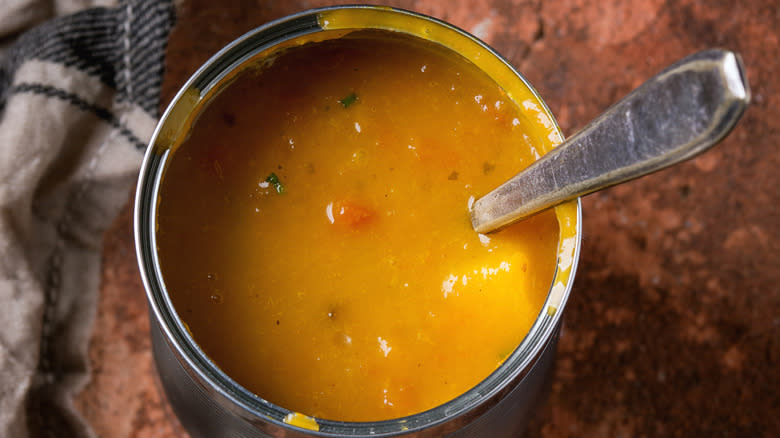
134,5,582,437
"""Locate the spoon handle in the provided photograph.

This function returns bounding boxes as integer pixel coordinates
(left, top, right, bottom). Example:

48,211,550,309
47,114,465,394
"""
471,49,750,234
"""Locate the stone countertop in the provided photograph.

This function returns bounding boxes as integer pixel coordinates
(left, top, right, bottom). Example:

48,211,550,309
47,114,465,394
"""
74,1,779,436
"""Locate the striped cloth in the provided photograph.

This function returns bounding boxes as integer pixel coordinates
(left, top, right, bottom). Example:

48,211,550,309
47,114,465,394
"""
0,1,175,437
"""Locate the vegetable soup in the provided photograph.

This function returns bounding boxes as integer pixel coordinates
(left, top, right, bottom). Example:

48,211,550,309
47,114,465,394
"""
156,31,560,422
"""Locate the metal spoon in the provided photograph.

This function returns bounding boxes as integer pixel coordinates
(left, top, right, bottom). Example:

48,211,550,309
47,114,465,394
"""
470,49,750,234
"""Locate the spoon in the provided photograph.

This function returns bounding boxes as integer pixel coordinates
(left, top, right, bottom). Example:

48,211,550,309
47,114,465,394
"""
470,49,750,234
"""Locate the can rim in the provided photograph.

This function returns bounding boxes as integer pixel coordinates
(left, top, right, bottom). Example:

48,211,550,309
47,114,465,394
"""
134,5,582,437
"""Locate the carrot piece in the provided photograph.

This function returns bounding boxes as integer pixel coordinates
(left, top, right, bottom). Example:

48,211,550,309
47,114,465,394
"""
326,200,374,228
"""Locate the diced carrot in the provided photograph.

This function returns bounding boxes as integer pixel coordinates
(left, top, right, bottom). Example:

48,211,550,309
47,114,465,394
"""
326,200,375,228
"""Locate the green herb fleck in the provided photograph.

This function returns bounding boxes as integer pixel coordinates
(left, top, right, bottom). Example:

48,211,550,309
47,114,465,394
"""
265,172,285,194
448,171,459,181
483,162,495,174
339,92,358,108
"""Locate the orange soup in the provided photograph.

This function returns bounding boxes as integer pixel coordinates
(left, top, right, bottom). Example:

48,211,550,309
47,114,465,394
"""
156,31,559,422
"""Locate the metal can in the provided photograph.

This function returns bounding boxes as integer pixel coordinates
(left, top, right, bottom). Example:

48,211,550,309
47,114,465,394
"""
134,5,582,437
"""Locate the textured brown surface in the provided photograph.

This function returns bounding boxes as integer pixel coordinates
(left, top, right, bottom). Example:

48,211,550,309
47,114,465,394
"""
74,0,780,437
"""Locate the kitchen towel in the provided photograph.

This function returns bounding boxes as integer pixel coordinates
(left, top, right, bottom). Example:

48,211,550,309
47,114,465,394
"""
0,0,174,436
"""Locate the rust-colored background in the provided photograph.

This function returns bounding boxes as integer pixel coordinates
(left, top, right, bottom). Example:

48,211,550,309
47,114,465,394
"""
74,1,779,437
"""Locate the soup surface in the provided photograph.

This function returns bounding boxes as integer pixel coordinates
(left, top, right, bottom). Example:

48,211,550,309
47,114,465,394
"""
156,31,559,421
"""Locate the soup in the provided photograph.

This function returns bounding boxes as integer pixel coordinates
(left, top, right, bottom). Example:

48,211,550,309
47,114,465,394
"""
156,30,559,422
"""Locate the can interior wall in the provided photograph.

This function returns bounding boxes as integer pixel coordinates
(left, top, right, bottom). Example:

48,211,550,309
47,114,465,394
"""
134,6,582,437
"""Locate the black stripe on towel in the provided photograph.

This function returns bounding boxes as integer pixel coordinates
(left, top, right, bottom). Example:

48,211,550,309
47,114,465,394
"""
8,82,148,149
0,0,175,116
